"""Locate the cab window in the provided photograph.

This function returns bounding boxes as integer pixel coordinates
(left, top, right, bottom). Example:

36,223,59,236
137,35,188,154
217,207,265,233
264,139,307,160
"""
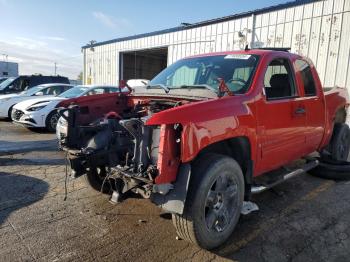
104,87,119,93
46,86,64,95
264,58,297,100
295,60,317,96
86,88,105,96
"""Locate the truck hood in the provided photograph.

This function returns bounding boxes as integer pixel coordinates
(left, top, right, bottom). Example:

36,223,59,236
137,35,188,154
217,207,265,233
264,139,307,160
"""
145,94,248,126
57,88,247,127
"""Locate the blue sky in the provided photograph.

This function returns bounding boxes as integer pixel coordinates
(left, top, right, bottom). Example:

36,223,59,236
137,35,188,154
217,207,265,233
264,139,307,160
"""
0,0,288,79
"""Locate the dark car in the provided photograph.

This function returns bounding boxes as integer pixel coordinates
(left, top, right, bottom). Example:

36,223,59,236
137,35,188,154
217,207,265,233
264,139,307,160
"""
0,75,70,94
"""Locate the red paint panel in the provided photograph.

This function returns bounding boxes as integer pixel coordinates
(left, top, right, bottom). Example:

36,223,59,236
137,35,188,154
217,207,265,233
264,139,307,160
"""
58,93,128,125
155,124,180,184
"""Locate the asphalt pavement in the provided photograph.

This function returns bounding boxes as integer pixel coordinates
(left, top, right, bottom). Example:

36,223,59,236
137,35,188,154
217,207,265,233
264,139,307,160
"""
1,120,349,262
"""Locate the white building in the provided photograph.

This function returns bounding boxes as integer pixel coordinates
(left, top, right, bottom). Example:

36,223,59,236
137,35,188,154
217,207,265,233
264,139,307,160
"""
0,61,18,77
82,0,350,90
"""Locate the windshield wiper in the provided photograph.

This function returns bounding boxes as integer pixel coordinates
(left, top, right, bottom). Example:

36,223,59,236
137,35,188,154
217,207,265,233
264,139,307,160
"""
146,84,170,94
179,84,217,93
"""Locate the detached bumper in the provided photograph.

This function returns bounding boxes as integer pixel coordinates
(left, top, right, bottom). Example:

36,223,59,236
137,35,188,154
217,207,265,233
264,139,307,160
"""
11,109,46,127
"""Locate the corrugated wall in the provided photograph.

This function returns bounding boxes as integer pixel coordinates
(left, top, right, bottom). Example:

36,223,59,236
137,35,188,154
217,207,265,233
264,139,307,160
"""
84,0,350,89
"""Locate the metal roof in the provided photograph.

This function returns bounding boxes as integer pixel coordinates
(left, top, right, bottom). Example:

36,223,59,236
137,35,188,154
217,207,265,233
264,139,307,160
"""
82,0,320,49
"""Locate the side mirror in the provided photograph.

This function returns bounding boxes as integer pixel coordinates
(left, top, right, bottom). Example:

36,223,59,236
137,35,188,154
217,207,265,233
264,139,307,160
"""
35,91,44,96
8,85,14,90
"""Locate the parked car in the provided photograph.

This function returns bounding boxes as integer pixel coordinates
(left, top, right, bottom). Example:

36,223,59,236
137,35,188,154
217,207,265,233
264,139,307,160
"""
0,75,69,94
57,49,349,250
0,83,73,119
11,85,120,132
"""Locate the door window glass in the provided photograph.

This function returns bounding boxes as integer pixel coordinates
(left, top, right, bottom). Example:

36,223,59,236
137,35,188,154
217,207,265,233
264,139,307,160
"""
46,86,64,95
86,88,105,96
295,60,317,96
264,58,297,100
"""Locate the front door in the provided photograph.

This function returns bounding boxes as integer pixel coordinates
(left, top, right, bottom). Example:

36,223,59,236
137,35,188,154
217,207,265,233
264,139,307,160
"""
255,57,307,175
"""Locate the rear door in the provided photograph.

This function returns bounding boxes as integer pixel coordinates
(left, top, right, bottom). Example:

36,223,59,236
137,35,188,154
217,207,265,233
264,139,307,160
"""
294,59,325,153
256,57,307,174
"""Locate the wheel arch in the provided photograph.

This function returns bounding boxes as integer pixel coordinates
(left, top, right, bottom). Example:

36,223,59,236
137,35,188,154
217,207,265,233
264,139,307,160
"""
194,136,253,200
7,104,15,119
321,106,348,150
45,109,59,132
334,107,347,124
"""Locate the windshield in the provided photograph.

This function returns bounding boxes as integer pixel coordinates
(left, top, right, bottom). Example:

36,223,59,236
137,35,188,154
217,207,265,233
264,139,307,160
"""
20,85,43,96
0,77,15,90
59,86,88,98
150,54,259,94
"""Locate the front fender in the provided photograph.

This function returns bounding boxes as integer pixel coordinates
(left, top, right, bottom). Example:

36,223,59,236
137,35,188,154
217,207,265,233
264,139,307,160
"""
146,95,257,164
180,117,257,163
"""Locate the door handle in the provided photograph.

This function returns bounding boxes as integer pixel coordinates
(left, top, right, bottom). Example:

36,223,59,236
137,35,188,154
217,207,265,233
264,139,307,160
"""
295,107,306,115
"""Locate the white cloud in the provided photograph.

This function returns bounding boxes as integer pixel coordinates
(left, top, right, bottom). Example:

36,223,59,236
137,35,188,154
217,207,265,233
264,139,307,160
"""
41,36,66,41
0,37,82,79
13,37,47,49
92,11,131,30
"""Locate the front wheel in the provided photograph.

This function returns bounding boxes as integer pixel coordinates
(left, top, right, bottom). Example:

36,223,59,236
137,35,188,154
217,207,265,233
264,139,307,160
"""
45,111,60,132
7,105,14,120
172,154,244,250
85,166,111,194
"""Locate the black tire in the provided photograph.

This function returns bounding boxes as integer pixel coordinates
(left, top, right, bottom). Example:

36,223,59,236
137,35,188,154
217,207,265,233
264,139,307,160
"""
85,166,111,194
172,154,244,250
45,111,60,132
309,160,350,181
327,123,350,162
7,105,14,120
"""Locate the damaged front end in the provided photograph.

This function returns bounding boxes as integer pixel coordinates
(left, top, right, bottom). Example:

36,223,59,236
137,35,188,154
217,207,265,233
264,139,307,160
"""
58,99,190,214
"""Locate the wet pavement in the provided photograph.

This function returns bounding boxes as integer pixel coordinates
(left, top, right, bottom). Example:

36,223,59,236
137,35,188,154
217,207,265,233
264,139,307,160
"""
0,120,350,262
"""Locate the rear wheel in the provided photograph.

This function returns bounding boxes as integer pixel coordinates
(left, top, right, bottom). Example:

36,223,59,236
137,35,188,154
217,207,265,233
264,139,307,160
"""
325,123,350,162
45,111,60,132
311,123,350,180
172,154,244,250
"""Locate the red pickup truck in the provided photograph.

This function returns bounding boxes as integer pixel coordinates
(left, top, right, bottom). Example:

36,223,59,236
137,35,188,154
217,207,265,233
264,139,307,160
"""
57,49,349,249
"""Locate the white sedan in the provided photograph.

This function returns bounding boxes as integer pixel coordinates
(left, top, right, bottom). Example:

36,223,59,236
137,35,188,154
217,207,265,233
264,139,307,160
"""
0,83,73,119
12,85,120,132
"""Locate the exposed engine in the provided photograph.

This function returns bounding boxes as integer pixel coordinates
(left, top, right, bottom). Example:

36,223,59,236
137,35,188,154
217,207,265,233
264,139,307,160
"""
58,99,182,201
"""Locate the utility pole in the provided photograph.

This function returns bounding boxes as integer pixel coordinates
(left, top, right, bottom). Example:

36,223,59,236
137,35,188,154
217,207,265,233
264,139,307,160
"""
54,62,57,75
